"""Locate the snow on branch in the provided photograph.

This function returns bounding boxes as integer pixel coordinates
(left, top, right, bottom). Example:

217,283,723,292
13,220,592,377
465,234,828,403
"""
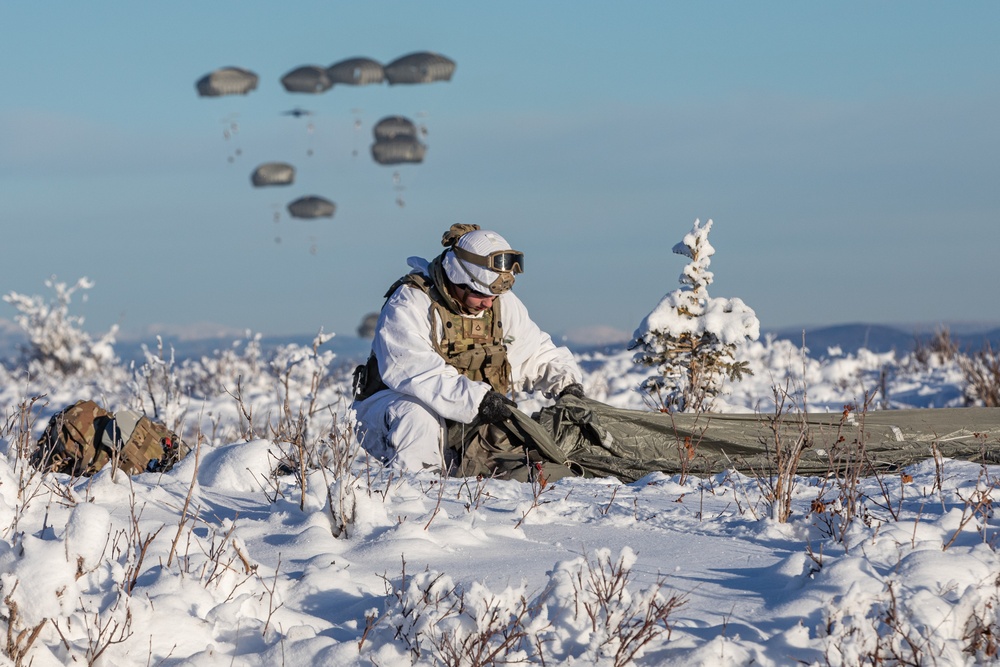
2,276,118,377
631,219,760,412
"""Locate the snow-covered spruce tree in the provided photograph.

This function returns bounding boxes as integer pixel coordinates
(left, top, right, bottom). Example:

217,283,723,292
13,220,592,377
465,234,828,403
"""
2,277,119,378
631,219,760,412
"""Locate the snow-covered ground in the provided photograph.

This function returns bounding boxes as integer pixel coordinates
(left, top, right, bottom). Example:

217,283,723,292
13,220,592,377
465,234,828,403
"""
1,315,997,666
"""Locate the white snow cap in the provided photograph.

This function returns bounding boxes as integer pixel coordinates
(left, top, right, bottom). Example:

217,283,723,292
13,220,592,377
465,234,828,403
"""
442,229,515,295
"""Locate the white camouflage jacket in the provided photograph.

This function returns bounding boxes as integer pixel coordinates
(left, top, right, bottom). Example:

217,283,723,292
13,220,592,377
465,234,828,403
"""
371,259,583,424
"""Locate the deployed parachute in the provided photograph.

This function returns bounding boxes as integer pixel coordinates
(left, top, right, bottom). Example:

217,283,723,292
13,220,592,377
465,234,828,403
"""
287,196,336,219
373,116,417,140
371,115,426,165
281,66,333,93
371,137,427,165
384,52,456,85
327,57,385,85
251,162,295,187
357,312,379,339
196,67,259,97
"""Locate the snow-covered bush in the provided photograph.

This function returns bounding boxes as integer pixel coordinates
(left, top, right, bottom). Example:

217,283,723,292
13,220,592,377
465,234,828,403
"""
631,219,760,412
2,277,119,380
129,337,190,434
958,342,1000,407
363,547,685,666
177,330,266,400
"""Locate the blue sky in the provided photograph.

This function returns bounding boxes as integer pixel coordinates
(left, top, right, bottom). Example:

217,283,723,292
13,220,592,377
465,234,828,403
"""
2,1,998,344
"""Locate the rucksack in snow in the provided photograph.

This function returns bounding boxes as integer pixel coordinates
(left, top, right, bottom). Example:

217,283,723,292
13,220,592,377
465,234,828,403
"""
31,400,189,476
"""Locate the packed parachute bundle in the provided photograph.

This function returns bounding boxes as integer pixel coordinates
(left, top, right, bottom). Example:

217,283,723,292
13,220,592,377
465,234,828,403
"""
31,400,189,476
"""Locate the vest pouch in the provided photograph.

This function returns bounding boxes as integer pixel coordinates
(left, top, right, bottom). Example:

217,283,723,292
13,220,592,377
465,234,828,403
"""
120,415,186,474
353,352,388,402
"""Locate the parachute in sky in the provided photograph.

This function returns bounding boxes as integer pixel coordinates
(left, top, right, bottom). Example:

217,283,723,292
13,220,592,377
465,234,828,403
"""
383,52,456,85
357,312,379,339
327,57,385,85
371,137,427,165
251,162,295,187
373,116,417,140
371,116,426,165
287,196,336,219
196,67,259,97
281,66,333,93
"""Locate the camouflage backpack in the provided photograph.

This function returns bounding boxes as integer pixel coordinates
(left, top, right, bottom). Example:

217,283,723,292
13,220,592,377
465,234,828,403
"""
31,400,189,476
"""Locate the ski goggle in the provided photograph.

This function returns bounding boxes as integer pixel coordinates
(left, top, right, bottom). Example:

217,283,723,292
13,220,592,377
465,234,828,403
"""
452,245,525,274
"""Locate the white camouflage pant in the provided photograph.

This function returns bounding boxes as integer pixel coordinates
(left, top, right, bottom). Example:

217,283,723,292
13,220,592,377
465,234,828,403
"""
352,390,449,473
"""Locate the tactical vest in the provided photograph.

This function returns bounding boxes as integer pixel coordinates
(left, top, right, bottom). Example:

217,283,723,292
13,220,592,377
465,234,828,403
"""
31,400,188,476
353,272,512,401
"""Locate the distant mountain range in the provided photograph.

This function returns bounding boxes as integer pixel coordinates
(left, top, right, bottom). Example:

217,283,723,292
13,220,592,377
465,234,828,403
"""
1,323,998,368
767,323,1000,356
563,323,1000,357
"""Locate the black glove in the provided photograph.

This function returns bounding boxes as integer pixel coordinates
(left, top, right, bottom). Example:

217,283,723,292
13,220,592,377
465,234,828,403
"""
558,383,585,400
478,390,516,424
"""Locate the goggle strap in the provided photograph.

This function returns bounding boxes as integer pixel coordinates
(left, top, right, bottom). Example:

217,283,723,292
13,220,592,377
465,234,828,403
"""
452,245,524,274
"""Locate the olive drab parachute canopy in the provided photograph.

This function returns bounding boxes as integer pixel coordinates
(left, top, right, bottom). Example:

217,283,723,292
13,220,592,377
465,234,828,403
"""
196,67,259,97
383,52,456,85
280,66,333,93
373,116,417,140
357,312,379,339
327,57,385,85
287,195,336,219
371,137,427,165
371,115,426,165
251,162,295,187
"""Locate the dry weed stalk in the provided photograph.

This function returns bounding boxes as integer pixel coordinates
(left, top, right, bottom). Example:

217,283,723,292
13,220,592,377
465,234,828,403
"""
133,336,188,433
111,482,163,595
751,380,812,523
260,554,285,637
370,556,544,666
266,405,362,537
225,377,258,441
3,586,46,667
809,393,908,548
431,593,539,667
963,581,1000,660
571,549,686,667
872,582,926,665
456,474,492,512
80,592,133,666
2,395,65,539
423,477,447,530
943,460,998,551
265,336,349,513
514,463,554,529
668,410,713,486
166,437,201,568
